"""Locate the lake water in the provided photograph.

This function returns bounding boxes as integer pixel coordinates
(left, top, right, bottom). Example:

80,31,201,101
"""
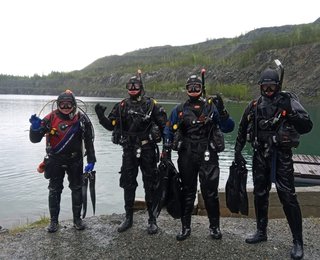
0,94,319,229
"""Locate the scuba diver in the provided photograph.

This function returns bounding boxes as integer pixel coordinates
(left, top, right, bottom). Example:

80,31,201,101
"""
163,72,235,241
94,73,167,235
234,61,313,260
29,90,96,233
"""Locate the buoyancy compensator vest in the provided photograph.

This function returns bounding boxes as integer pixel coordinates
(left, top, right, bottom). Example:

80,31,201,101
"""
44,111,82,154
111,97,161,146
172,98,224,152
246,95,300,150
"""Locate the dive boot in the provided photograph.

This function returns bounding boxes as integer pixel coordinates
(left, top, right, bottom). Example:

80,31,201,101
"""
290,239,304,260
119,192,135,233
73,218,85,230
176,227,191,241
209,218,222,239
209,226,222,240
72,192,85,230
147,220,158,235
176,216,191,241
47,220,59,233
245,229,267,244
117,216,133,232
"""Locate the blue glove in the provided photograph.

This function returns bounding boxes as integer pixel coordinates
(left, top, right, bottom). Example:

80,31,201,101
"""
29,114,42,130
84,162,95,172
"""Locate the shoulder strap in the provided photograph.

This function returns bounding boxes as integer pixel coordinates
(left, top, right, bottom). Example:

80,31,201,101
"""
146,97,155,117
45,111,55,151
204,97,216,115
120,98,127,109
251,97,261,149
176,103,184,120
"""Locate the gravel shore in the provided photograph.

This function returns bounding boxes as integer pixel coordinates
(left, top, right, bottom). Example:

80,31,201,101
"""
0,210,319,260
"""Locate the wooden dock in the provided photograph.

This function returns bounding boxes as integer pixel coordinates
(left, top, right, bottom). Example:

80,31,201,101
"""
293,154,320,186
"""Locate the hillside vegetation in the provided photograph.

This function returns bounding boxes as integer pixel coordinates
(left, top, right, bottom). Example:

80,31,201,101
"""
1,18,320,102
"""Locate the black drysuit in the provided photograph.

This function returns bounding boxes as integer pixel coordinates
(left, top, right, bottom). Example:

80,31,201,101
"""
235,92,313,242
98,97,167,222
165,97,234,230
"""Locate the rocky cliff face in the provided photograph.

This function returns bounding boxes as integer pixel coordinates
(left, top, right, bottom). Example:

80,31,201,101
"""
111,42,320,101
210,43,320,99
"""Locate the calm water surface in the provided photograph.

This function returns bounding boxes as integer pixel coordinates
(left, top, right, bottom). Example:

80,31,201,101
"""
0,94,319,228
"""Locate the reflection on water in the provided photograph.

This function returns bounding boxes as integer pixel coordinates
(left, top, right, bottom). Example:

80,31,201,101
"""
0,94,318,229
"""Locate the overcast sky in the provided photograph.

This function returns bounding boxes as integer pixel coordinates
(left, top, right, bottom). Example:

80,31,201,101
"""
1,0,319,76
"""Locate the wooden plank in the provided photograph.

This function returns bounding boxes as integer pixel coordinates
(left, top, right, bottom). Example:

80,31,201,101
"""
293,154,320,185
293,154,320,165
292,154,320,184
302,164,317,174
294,164,320,176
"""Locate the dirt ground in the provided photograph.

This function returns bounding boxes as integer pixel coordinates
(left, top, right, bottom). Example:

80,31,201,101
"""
1,211,319,260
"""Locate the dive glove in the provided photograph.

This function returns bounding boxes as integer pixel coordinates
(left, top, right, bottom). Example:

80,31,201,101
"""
279,92,293,114
29,114,42,130
84,162,95,172
213,94,229,120
95,103,107,120
234,151,246,166
212,94,225,114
